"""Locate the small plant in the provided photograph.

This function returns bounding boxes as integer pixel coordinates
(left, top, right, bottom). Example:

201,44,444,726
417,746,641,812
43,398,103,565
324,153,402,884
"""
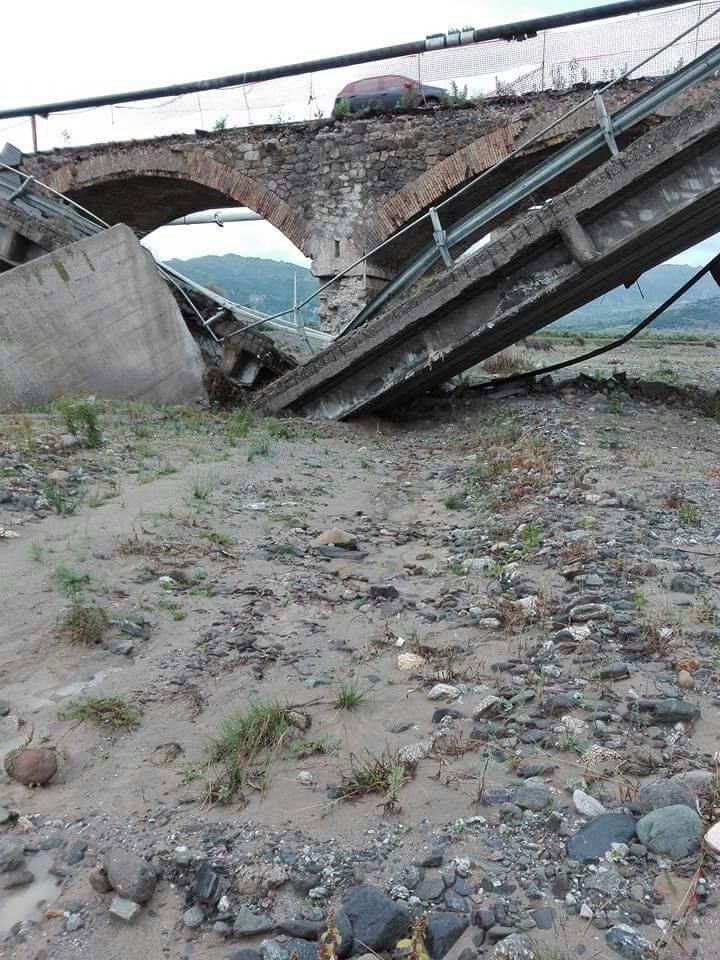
28,541,43,562
213,114,228,131
446,558,465,576
606,389,623,415
205,700,293,804
44,483,82,515
157,598,187,620
247,436,271,462
333,677,370,711
188,469,219,501
264,417,300,440
333,97,350,118
63,695,139,730
54,395,102,447
226,407,254,442
53,563,90,598
678,501,700,525
443,491,466,510
441,80,469,106
60,603,108,645
138,462,179,485
196,528,232,548
335,749,410,811
520,520,541,549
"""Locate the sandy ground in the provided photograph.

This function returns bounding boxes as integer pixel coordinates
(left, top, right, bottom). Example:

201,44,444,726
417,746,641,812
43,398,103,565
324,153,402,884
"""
1,350,720,960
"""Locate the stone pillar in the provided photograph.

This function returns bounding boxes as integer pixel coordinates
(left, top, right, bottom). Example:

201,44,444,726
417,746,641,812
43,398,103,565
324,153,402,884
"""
312,239,391,334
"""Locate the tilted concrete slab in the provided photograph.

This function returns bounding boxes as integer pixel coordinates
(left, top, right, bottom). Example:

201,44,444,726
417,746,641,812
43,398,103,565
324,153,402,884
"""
259,94,720,419
0,224,207,410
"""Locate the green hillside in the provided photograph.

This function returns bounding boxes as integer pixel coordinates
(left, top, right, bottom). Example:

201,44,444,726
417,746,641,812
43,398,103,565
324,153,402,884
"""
164,254,320,321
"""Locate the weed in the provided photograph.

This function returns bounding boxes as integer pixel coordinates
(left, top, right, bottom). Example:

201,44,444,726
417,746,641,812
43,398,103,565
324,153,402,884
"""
265,418,300,440
60,603,108,645
283,735,339,760
268,542,301,557
520,520,541,549
226,407,254,443
188,470,219,501
606,389,623,415
138,462,179,485
678,502,700,526
247,437,271,462
695,594,717,625
483,350,528,377
156,598,187,620
53,563,90,598
632,588,648,610
28,541,43,562
443,491,467,510
54,395,102,447
446,558,466,576
62,695,139,730
196,528,232,548
335,749,410,811
333,677,370,711
333,97,350,118
44,483,82,515
206,700,293,803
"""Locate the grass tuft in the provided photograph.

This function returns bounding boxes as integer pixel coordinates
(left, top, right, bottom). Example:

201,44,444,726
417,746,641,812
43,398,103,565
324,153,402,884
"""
62,695,139,730
60,603,108,645
54,395,103,447
333,678,370,711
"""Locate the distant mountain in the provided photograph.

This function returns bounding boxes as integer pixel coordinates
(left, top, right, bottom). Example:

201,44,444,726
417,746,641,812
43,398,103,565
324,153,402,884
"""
164,254,320,320
552,262,720,333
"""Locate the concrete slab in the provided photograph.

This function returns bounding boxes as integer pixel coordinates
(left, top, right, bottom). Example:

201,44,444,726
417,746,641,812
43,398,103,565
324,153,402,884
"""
0,224,207,410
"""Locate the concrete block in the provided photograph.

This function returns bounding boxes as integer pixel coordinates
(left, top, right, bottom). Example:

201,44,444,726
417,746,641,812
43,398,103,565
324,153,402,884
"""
0,224,207,409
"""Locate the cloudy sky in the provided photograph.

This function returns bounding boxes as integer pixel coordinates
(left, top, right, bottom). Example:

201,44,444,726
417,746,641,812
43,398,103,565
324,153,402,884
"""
1,0,716,267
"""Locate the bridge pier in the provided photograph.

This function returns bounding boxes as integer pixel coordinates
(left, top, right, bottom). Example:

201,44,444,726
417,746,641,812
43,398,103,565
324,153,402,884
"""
312,239,392,334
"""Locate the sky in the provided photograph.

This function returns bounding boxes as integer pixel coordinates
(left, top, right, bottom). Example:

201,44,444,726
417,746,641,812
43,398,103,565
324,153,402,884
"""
1,0,716,268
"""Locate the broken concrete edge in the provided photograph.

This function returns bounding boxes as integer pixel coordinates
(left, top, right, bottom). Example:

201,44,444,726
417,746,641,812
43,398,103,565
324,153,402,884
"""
256,89,720,418
0,224,208,411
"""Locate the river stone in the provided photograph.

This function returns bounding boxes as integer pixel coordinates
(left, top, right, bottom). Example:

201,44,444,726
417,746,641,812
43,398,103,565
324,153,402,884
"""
285,939,318,960
605,924,653,959
109,896,141,922
338,884,410,952
426,912,469,959
103,848,156,903
0,836,25,872
636,805,703,861
636,779,698,815
489,933,535,959
234,906,275,936
566,813,637,862
573,789,606,818
5,747,57,786
183,905,205,929
508,785,550,811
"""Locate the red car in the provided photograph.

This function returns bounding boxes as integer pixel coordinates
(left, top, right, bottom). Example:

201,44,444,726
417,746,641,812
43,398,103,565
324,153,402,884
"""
333,74,446,114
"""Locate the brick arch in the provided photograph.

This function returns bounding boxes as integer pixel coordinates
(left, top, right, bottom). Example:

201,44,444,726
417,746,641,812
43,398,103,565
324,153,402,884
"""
41,144,311,255
367,120,525,248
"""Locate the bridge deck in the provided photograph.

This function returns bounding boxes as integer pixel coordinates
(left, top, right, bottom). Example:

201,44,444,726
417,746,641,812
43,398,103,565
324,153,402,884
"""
259,92,720,418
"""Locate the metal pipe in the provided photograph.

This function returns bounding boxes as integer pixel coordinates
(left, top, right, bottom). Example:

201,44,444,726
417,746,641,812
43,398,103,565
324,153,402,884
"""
343,29,720,334
166,208,264,226
0,0,691,120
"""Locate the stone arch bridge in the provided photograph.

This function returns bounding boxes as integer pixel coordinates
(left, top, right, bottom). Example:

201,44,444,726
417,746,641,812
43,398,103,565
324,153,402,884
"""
22,78,718,330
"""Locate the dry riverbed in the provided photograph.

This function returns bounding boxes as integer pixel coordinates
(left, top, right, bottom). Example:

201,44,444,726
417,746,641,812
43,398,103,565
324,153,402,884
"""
1,370,720,960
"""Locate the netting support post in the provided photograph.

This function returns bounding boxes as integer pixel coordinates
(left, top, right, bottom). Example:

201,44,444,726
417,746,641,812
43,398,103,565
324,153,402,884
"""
429,207,453,268
593,90,619,157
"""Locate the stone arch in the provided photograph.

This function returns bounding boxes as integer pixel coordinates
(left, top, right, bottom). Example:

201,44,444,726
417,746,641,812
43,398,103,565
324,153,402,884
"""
40,144,311,256
367,120,526,249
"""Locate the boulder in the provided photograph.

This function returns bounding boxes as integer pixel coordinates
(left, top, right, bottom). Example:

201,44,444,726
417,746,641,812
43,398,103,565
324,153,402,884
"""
636,805,703,861
425,913,469,959
0,836,25,873
5,747,57,786
636,779,697,815
338,884,410,953
103,848,156,903
605,924,653,959
566,813,637,862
